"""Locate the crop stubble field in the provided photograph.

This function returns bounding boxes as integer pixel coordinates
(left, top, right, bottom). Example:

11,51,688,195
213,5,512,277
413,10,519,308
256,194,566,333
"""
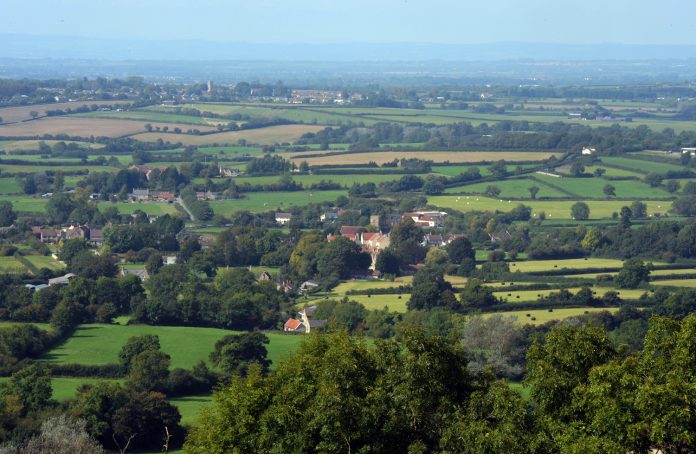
0,117,216,138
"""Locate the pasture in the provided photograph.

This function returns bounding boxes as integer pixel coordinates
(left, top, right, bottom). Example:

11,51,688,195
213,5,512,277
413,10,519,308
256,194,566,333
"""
428,195,673,219
348,294,409,312
493,287,648,302
445,177,567,198
0,117,215,138
283,151,558,166
131,124,325,146
0,195,47,212
599,156,686,174
208,190,346,215
41,324,304,370
483,307,620,325
432,164,538,177
533,174,670,198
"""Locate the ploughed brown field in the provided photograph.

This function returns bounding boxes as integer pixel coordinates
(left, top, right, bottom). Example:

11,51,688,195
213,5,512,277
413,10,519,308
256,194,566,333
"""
0,117,217,138
0,100,134,123
131,124,326,145
283,150,559,165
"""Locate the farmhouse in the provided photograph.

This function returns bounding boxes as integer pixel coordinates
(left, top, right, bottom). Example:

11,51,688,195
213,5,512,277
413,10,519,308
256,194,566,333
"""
275,212,292,225
403,211,448,228
422,233,465,247
32,225,101,244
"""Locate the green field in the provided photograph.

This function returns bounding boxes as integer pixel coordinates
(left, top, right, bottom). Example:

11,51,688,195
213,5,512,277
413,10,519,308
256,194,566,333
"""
348,294,409,312
651,279,696,288
51,377,122,401
41,324,304,370
533,174,670,198
0,321,51,330
493,287,647,302
511,257,630,273
198,145,266,157
0,178,21,194
574,165,644,178
428,195,672,219
23,255,65,271
223,173,407,187
432,164,538,177
98,201,180,216
170,394,213,426
483,307,620,325
599,156,686,174
0,256,28,273
445,177,568,198
0,196,48,212
209,190,346,215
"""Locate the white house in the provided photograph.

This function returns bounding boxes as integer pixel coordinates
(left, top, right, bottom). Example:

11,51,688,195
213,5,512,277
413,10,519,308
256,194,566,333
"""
581,147,596,155
275,212,292,225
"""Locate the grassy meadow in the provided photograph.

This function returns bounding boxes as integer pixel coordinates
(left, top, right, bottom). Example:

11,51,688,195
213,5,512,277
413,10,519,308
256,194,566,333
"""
41,324,304,370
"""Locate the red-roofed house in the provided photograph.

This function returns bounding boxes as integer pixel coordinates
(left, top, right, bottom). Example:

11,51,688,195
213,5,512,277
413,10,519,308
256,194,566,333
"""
284,318,305,333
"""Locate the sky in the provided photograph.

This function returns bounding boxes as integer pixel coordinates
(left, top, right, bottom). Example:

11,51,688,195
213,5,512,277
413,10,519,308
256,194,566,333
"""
1,0,695,45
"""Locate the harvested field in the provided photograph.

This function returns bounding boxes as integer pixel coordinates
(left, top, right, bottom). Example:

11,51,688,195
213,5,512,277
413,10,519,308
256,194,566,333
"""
131,124,325,146
0,117,216,138
283,151,558,166
0,100,133,123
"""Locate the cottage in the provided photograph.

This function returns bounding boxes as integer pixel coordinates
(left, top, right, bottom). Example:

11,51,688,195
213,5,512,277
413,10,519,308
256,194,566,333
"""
118,268,150,281
258,270,273,282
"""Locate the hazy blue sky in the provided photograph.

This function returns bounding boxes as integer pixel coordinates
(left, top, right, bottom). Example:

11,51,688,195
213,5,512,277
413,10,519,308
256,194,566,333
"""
2,0,695,44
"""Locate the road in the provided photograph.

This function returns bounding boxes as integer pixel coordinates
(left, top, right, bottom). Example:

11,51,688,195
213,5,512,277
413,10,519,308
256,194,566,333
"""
176,197,195,221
